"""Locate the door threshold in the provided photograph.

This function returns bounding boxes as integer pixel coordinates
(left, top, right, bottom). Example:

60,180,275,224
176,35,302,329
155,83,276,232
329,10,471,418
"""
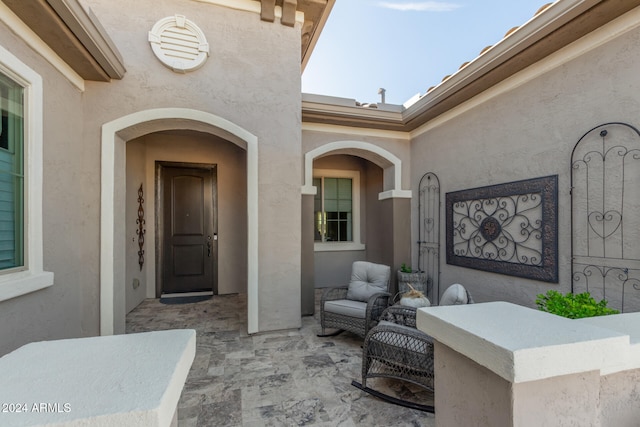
161,291,214,298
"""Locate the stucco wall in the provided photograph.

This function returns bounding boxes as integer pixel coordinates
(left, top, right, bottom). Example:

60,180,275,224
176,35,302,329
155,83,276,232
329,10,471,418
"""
80,0,302,332
410,22,640,307
599,368,640,426
0,20,92,354
435,342,512,427
125,140,147,313
436,341,617,427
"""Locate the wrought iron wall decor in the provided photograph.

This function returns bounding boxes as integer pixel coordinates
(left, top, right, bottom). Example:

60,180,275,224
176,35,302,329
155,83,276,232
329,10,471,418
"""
571,122,640,313
446,175,558,282
418,172,441,303
136,183,146,271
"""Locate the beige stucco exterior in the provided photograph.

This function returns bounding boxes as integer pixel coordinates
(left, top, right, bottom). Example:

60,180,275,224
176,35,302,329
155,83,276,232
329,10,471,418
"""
2,11,640,427
82,0,304,334
0,15,91,353
2,0,640,423
0,0,313,351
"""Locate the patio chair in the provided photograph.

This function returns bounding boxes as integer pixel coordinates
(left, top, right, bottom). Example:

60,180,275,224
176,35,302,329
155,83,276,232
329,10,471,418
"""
318,261,391,339
352,283,474,412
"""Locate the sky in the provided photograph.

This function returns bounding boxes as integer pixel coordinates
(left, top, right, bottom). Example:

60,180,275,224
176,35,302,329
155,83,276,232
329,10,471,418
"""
302,0,550,105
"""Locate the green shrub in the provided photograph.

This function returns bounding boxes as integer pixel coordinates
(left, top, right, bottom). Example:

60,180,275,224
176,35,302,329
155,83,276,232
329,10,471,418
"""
535,290,619,319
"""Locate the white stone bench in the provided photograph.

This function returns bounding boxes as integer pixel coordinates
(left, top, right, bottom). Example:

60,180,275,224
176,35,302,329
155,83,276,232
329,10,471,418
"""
0,329,195,427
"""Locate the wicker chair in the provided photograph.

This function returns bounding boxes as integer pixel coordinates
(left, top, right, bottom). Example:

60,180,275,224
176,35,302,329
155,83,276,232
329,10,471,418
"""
318,261,391,339
353,283,474,412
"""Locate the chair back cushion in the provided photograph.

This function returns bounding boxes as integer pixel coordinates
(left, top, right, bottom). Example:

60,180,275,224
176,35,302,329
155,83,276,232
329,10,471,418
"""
440,283,469,305
346,261,391,302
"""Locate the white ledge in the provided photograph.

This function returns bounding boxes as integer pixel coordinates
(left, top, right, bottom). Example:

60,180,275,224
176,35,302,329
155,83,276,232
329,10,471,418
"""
0,270,54,302
314,242,365,252
416,302,633,383
301,185,317,195
0,329,196,426
577,313,640,375
378,189,412,200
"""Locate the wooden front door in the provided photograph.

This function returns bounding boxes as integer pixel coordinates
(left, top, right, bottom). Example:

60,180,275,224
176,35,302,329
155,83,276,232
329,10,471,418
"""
159,163,217,295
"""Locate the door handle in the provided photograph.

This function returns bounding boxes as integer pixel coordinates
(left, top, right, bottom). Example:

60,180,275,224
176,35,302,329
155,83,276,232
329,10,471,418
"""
207,235,212,257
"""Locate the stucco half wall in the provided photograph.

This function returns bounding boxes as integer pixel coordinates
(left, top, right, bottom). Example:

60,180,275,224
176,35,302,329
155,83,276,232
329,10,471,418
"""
100,107,259,335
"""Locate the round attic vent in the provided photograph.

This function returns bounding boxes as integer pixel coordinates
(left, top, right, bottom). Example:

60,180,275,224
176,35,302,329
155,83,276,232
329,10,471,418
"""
148,15,209,73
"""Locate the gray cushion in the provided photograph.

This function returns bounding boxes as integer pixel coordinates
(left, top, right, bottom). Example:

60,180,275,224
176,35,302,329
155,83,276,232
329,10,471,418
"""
440,283,468,306
346,261,391,302
324,299,367,318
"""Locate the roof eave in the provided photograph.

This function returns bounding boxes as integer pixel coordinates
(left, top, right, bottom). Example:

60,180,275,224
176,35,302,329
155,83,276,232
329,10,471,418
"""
301,0,335,72
302,98,406,131
48,0,126,79
2,0,126,81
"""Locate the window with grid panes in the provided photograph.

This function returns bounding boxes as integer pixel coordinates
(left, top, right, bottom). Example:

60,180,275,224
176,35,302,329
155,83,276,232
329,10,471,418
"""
313,176,353,242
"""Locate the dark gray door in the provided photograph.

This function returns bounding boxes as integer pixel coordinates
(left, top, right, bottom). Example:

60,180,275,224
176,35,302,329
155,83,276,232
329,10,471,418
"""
160,165,217,294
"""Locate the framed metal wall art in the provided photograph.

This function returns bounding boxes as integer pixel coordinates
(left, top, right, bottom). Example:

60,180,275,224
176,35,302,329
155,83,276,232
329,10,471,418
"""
446,175,558,282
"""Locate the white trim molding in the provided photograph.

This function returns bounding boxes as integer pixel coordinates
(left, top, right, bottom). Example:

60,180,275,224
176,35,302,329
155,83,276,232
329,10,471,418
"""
378,189,412,200
0,44,54,302
101,108,259,335
302,140,411,199
313,169,364,252
302,122,410,140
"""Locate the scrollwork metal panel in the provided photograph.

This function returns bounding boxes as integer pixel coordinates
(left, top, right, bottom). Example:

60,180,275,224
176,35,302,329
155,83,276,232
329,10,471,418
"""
418,172,440,303
571,122,640,312
137,183,146,271
446,175,558,282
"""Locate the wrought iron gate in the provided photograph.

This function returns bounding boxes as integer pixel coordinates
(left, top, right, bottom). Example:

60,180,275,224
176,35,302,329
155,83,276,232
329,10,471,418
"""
571,122,640,312
418,172,441,304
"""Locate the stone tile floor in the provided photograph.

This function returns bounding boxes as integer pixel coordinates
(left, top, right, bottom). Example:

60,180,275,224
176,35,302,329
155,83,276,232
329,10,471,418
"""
126,291,435,427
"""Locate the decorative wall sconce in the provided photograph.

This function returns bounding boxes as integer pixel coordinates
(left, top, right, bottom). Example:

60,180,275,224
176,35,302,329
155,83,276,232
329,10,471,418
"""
136,183,146,271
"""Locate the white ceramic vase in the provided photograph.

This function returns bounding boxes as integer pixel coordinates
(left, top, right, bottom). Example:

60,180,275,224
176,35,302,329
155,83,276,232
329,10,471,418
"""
400,296,431,308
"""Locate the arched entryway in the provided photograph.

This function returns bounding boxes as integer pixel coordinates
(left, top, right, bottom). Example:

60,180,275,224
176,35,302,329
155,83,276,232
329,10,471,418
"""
300,140,412,313
302,140,411,199
100,108,259,335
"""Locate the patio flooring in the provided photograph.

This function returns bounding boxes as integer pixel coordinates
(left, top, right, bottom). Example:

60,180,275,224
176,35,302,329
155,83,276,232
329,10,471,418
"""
126,290,435,426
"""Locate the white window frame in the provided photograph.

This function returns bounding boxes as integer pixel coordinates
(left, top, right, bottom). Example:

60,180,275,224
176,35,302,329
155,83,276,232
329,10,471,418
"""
0,44,54,302
313,169,365,252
